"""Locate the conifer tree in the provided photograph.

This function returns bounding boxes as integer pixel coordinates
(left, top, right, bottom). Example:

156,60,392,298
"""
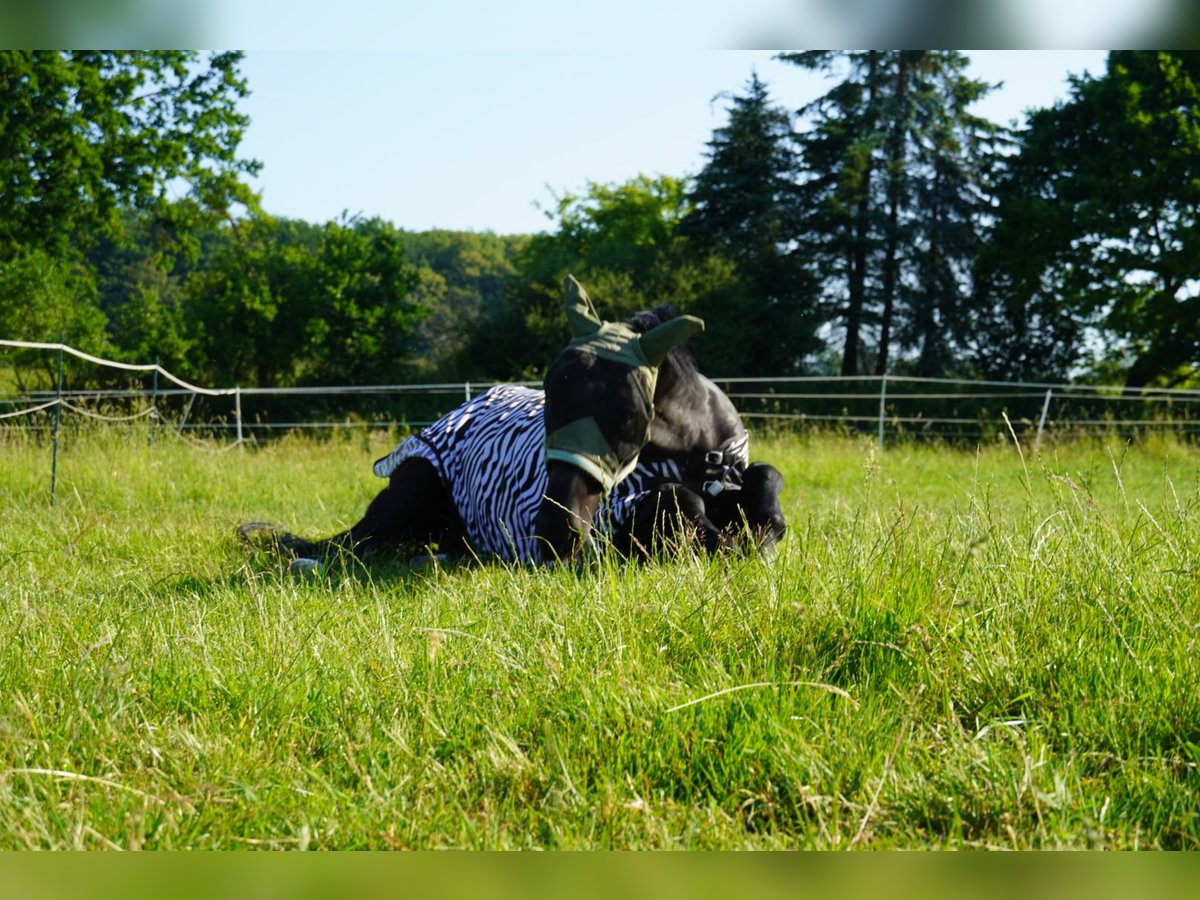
784,51,1000,377
784,51,886,375
684,72,820,374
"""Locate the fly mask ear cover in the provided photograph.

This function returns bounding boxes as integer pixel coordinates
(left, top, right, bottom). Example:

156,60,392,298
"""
543,275,704,492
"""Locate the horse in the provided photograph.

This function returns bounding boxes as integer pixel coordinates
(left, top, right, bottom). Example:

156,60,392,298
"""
240,275,786,566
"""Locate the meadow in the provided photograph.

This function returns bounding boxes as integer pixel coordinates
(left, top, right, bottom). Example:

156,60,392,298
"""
1,425,1198,850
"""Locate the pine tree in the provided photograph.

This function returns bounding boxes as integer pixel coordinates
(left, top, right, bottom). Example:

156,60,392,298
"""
684,72,820,374
900,52,1005,377
784,51,886,375
785,51,1001,377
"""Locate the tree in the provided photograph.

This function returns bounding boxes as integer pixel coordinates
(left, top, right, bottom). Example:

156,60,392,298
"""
785,51,885,376
185,215,425,387
184,215,317,386
785,51,1001,377
683,73,822,374
897,53,1004,378
85,211,197,374
978,52,1200,387
480,175,736,378
0,51,259,262
0,249,108,387
401,230,527,378
0,51,259,380
300,216,426,386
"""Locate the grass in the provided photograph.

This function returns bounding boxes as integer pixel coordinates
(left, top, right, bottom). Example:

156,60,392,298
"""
1,424,1198,849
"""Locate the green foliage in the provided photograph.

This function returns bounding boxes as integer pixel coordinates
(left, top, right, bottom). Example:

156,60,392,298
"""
0,249,108,386
684,73,823,375
88,214,197,375
785,51,1003,378
547,175,696,305
894,53,1005,378
6,50,1200,390
476,175,738,379
184,215,425,387
301,217,425,386
785,51,885,376
0,51,258,263
401,230,527,379
2,430,1199,848
184,216,319,386
980,52,1200,387
0,51,263,385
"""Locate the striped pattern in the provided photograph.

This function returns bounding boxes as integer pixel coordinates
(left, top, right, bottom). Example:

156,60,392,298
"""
373,384,746,562
374,385,545,560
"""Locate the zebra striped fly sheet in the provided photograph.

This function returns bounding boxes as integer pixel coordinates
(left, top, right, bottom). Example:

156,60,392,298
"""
373,384,745,562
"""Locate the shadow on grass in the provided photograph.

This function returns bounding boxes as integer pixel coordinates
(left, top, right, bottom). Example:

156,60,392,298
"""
154,540,473,601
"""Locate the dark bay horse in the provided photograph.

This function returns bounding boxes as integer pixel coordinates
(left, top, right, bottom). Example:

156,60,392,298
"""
536,277,785,561
240,276,785,566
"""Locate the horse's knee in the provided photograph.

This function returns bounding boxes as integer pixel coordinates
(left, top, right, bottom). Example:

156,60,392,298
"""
741,461,782,493
622,484,719,557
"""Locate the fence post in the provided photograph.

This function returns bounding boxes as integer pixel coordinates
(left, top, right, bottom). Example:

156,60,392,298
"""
1035,388,1053,451
878,373,888,450
149,358,158,448
235,387,243,445
50,338,63,504
465,381,471,402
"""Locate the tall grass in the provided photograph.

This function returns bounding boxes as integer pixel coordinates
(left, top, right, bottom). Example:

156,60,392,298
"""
1,426,1198,849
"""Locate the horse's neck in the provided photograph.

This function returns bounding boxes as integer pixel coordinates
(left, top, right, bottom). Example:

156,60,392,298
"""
646,364,744,457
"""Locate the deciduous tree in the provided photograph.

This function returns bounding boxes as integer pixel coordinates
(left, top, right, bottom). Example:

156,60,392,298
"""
0,51,258,261
978,52,1200,387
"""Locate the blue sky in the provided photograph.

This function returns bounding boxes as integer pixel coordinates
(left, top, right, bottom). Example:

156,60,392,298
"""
235,50,1109,235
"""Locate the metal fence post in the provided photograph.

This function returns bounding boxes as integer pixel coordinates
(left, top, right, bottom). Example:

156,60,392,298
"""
149,359,158,448
235,387,243,445
1035,388,1053,451
50,338,63,504
465,381,471,402
878,373,887,450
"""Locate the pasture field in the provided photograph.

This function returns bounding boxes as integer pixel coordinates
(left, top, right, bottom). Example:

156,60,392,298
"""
1,426,1198,850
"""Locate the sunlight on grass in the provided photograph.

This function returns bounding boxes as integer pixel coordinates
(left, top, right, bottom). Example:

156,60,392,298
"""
1,426,1198,848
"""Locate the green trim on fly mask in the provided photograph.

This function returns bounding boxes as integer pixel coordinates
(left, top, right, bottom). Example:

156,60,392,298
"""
544,415,637,493
543,275,704,493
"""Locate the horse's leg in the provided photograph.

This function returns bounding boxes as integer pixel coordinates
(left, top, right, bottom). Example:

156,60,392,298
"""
703,462,787,554
336,457,464,557
612,483,726,559
244,457,464,561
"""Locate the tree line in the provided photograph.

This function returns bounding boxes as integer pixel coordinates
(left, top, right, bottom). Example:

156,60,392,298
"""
3,50,1200,391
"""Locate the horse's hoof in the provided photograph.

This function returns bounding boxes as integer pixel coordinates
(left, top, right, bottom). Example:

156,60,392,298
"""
238,521,284,545
238,521,317,558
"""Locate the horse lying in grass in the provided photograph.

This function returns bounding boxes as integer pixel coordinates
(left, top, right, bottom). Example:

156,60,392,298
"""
241,276,785,566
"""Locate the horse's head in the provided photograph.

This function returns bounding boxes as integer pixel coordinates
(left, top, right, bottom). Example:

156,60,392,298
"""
535,275,703,562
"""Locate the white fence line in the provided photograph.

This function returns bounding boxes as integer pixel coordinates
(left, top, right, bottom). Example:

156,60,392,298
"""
7,379,1200,442
6,337,1200,451
0,338,237,397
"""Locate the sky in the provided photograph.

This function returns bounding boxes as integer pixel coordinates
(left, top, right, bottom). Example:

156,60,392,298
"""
234,50,1109,236
5,1,1157,237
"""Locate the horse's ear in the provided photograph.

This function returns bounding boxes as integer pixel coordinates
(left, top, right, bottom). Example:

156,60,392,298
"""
564,275,602,337
639,315,704,366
